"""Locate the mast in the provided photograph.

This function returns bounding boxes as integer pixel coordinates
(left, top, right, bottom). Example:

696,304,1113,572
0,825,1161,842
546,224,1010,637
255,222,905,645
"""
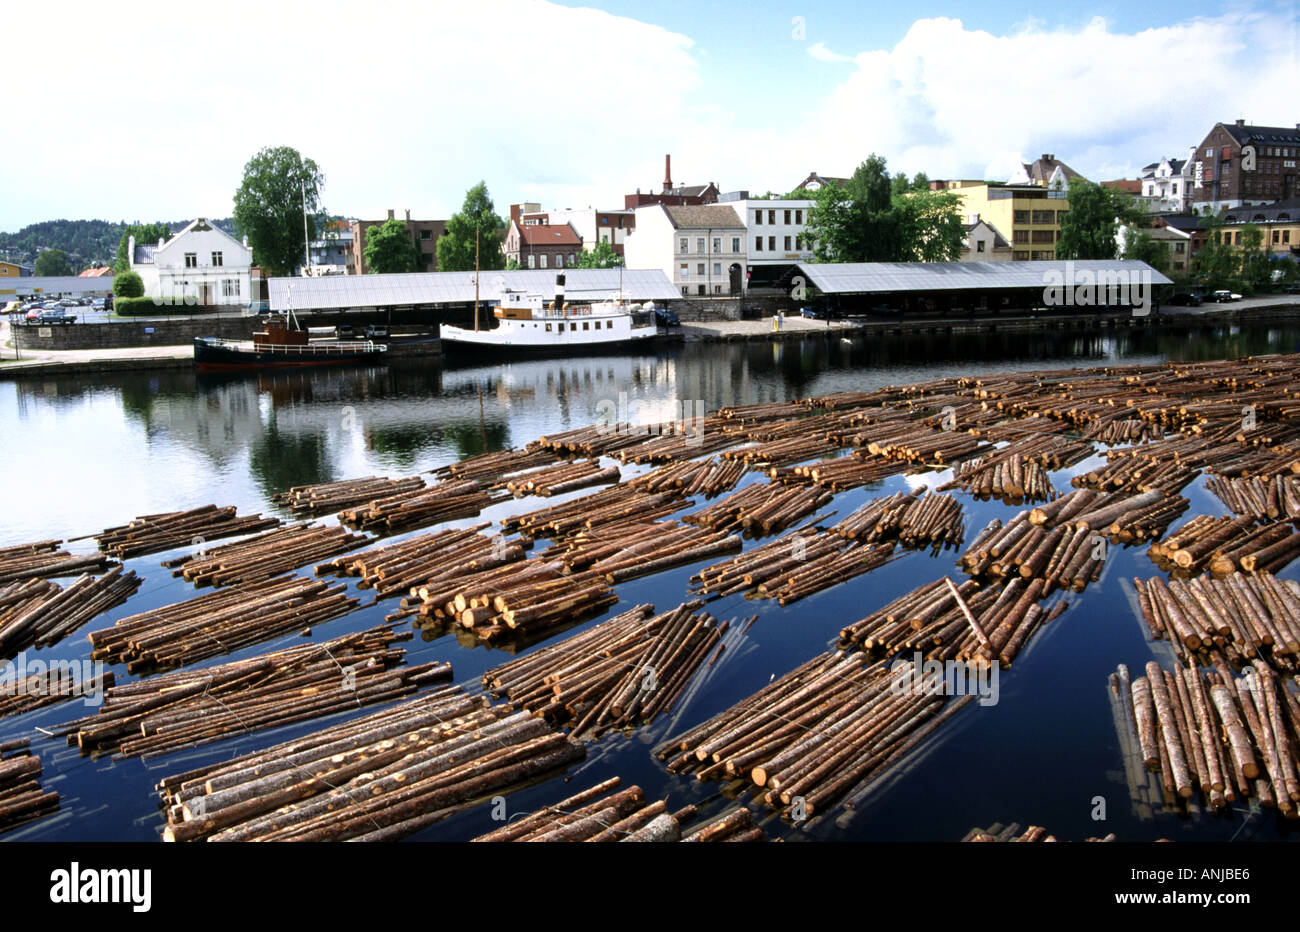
301,179,311,276
474,227,480,333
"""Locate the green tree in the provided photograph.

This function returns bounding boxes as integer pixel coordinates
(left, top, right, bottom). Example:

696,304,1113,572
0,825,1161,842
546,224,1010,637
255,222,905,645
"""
113,222,172,273
894,188,964,262
1238,224,1271,292
1191,214,1238,290
1056,178,1144,260
34,249,71,276
232,146,325,276
113,270,144,298
504,257,522,271
436,182,506,272
803,183,857,262
1120,228,1171,275
363,217,420,273
575,240,624,269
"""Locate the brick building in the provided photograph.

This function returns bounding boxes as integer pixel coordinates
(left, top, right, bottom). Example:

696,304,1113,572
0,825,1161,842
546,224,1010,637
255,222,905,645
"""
1191,120,1300,211
503,221,583,269
349,210,446,274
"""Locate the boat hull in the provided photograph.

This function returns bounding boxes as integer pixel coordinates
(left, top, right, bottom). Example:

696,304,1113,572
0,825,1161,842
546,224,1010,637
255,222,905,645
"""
193,338,388,371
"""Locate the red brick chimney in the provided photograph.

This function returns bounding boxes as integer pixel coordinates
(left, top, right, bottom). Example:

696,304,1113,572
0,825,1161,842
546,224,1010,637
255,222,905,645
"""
664,154,672,192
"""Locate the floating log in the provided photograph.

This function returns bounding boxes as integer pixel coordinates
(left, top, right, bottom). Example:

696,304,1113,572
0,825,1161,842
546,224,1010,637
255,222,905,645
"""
164,522,370,587
0,743,59,836
337,479,503,535
0,566,142,660
0,540,116,585
273,475,426,515
95,505,282,559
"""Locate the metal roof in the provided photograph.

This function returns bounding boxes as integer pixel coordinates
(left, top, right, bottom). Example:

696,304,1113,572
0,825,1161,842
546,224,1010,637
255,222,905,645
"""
268,268,680,311
795,260,1173,295
0,275,116,297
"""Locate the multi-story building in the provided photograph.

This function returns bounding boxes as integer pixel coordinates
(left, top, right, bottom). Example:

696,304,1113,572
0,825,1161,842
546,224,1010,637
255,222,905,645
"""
304,220,353,275
128,218,252,305
1009,154,1082,191
1191,120,1300,211
960,218,1013,261
517,207,636,257
719,194,815,285
503,221,583,269
944,182,1071,261
1217,198,1300,257
349,210,446,274
0,261,33,278
1138,153,1194,212
623,155,719,209
624,204,746,296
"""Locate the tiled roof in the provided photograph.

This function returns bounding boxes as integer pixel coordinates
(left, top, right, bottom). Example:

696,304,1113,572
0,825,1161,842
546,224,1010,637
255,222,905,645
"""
519,223,582,246
662,205,744,230
1223,123,1300,147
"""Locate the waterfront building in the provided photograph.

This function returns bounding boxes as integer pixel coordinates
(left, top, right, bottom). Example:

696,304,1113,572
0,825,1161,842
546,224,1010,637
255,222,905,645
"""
1190,120,1300,211
128,218,252,306
718,193,816,286
941,181,1071,261
791,171,849,193
348,210,446,274
624,203,746,296
503,221,583,270
1008,153,1082,190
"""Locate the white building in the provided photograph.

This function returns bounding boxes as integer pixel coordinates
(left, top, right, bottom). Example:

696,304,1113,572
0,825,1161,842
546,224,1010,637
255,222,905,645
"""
129,218,252,306
960,217,1013,261
1139,151,1195,213
730,198,815,275
624,204,747,297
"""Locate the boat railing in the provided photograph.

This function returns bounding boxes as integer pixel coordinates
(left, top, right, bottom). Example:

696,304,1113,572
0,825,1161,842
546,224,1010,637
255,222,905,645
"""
198,336,385,354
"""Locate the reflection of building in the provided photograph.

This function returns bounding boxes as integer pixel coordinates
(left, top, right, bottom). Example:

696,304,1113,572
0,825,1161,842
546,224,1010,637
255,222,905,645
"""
349,210,447,274
625,204,746,296
129,218,253,306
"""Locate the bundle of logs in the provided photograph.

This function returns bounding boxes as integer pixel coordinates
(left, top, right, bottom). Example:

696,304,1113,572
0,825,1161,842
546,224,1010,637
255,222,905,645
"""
317,524,517,599
1083,417,1163,445
683,482,833,536
0,540,115,584
1111,661,1300,814
469,777,765,842
337,479,502,535
529,423,662,459
272,476,425,516
502,459,621,497
830,489,965,550
1206,475,1300,520
838,576,1065,665
626,457,747,498
0,567,142,659
86,574,360,672
163,522,370,587
94,505,282,559
483,601,739,738
52,626,450,759
400,558,617,643
432,446,561,483
958,513,1111,595
854,422,994,467
769,455,907,492
1073,453,1201,497
659,651,975,819
1148,515,1300,577
502,487,688,541
0,666,114,719
1132,573,1300,671
0,741,58,836
539,520,741,582
691,529,895,606
608,419,740,464
942,454,1057,503
157,686,585,842
961,823,1116,842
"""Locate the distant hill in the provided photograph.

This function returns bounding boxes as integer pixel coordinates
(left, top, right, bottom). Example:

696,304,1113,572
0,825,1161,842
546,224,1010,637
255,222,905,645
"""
0,218,236,271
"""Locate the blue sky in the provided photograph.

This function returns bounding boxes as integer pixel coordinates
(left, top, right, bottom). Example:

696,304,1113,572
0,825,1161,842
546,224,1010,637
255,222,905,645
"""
1,0,1295,231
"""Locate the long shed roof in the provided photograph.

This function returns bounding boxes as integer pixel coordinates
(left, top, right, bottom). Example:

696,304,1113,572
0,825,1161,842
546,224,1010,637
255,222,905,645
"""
795,260,1172,295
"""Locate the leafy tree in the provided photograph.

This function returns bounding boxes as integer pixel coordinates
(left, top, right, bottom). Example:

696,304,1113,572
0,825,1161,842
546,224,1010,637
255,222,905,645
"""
1238,224,1272,292
1056,178,1145,260
113,270,144,298
34,249,71,276
1119,228,1170,275
504,257,522,271
363,217,420,274
113,223,172,273
575,240,624,269
436,182,506,272
803,183,857,262
1191,214,1238,290
232,146,325,276
894,188,965,262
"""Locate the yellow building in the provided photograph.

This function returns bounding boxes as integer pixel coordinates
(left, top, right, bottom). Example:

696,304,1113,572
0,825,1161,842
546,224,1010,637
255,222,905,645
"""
0,261,31,278
943,181,1071,261
1219,202,1300,258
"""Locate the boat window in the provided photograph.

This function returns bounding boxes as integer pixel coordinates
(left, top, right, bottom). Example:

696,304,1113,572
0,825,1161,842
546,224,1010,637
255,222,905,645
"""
583,321,589,330
545,323,552,332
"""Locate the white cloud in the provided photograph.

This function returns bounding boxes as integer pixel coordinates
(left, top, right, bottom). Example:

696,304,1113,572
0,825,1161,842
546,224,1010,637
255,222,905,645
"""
807,42,852,63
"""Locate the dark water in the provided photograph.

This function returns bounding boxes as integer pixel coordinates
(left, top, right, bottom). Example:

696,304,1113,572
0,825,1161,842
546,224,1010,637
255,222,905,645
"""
2,324,1299,843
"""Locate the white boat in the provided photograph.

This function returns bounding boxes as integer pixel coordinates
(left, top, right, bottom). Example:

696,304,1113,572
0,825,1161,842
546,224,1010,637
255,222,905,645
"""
438,273,662,356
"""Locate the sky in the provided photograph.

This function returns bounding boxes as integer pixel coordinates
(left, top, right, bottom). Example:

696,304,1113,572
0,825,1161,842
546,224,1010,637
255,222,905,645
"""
2,0,1296,231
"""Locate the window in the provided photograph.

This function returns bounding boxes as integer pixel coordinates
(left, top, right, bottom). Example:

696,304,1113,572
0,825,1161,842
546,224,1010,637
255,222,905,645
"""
545,322,552,332
713,285,721,294
211,251,223,266
540,254,547,269
783,236,791,250
555,254,563,268
1171,184,1178,195
528,254,536,269
768,236,775,251
583,321,589,330
795,236,802,250
570,322,577,331
570,254,575,266
697,238,705,254
1284,231,1292,244
1175,242,1185,253
697,285,705,295
795,210,803,224
713,237,721,253
1031,210,1055,224
184,253,197,268
712,262,721,276
1013,230,1029,244
221,278,240,297
680,263,689,279
768,211,775,224
783,210,791,224
755,237,763,252
420,230,432,240
680,237,688,253
1031,230,1055,244
732,237,740,253
1013,210,1029,224
697,263,705,275
976,241,986,253
754,212,763,225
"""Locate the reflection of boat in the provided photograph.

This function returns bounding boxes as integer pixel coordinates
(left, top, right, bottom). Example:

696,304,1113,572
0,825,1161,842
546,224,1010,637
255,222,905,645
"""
439,273,662,357
193,313,388,372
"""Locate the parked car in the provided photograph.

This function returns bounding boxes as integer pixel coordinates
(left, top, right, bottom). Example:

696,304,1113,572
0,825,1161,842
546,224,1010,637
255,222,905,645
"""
799,305,831,320
24,307,41,321
58,298,79,308
36,308,76,324
653,306,680,327
336,323,355,339
1210,290,1241,303
1166,292,1203,307
363,325,389,341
